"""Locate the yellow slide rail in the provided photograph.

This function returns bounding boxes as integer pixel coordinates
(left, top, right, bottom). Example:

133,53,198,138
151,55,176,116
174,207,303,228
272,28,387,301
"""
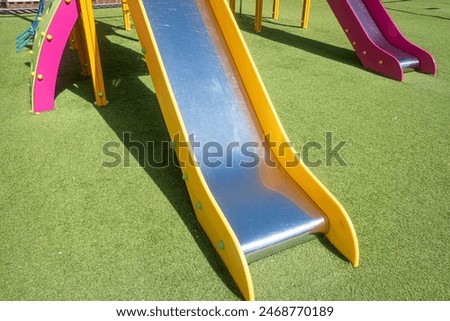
212,0,358,268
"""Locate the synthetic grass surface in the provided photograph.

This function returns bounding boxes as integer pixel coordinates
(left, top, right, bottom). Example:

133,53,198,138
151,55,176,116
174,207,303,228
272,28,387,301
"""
0,0,449,300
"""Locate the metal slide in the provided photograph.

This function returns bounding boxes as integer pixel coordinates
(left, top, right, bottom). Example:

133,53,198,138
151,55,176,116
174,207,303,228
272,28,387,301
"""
127,0,359,300
328,0,436,80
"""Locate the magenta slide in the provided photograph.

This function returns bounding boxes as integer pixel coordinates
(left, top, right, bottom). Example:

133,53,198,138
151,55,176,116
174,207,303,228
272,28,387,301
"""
328,0,437,80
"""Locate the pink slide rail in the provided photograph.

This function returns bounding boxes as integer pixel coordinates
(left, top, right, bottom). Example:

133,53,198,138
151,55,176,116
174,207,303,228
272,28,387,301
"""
328,0,436,80
32,1,80,112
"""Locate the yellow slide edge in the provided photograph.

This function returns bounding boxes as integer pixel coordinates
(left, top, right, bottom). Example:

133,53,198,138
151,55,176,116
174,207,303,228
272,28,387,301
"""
211,0,359,267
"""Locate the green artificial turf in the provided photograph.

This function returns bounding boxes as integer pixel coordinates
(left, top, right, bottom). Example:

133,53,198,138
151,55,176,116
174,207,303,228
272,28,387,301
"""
0,0,449,301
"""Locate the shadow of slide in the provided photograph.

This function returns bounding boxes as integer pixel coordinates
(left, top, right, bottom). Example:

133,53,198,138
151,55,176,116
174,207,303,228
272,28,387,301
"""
236,14,364,71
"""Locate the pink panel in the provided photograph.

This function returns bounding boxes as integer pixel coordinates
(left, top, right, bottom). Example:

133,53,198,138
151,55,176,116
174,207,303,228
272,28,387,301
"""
33,1,80,112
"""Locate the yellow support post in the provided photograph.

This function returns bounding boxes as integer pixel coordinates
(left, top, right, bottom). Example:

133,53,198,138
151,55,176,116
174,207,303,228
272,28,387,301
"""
78,0,107,107
272,0,280,19
68,29,78,51
229,0,236,13
72,19,91,76
301,0,312,29
255,0,263,33
122,0,132,31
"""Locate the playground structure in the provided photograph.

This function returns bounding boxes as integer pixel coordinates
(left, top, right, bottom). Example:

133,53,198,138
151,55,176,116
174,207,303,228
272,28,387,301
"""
27,0,360,300
25,0,438,110
23,0,438,301
25,0,132,112
30,0,107,111
230,0,436,81
229,0,312,31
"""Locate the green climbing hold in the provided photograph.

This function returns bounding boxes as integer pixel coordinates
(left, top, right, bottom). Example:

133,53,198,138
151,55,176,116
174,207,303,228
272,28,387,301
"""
217,240,225,250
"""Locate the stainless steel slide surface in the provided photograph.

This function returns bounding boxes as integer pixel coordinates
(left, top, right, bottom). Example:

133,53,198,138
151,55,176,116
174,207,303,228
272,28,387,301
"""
142,0,327,262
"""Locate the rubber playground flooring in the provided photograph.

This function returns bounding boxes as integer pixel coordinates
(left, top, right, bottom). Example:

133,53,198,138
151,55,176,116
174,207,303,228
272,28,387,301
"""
0,0,449,300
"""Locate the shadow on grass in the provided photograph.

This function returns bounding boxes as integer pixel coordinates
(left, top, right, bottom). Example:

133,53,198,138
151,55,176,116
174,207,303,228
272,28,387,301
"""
384,0,449,19
57,20,242,299
9,12,35,23
317,235,350,264
385,7,450,21
236,14,364,71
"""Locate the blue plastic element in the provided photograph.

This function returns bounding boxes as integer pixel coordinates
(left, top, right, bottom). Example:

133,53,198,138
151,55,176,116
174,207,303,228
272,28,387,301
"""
16,0,46,53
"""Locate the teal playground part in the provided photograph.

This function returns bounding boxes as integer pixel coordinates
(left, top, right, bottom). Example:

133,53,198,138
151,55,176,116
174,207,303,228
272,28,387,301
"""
15,0,46,53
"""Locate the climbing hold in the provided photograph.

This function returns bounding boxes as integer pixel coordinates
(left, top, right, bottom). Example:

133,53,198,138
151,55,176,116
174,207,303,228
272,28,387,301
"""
65,0,71,4
345,29,349,33
379,60,383,65
195,201,202,210
28,50,33,55
31,71,36,77
363,51,367,55
141,47,147,54
40,31,45,37
37,17,42,22
170,141,176,149
37,74,43,81
182,173,188,181
46,34,53,41
98,92,104,98
217,240,225,250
